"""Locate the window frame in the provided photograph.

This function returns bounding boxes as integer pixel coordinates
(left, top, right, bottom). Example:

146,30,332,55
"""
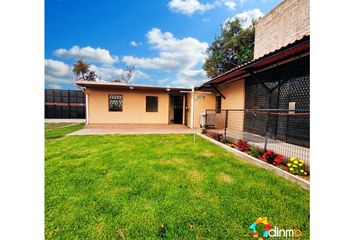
216,95,222,113
146,96,158,112
108,94,123,112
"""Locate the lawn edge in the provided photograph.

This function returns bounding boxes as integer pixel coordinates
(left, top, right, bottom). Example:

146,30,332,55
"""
197,133,310,191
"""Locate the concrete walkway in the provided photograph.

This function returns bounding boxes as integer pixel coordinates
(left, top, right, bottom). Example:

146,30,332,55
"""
45,119,86,123
69,124,196,135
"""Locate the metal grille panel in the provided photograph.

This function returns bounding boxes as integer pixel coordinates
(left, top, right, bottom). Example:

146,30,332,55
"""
109,94,123,112
45,89,86,119
244,73,310,147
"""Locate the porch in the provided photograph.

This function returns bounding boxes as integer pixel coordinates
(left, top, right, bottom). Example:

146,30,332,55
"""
69,124,195,135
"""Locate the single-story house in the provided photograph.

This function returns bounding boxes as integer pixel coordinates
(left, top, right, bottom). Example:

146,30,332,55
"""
76,0,310,145
75,82,220,128
76,35,309,135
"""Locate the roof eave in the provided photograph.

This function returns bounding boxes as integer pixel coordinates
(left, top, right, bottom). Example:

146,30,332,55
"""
201,35,310,87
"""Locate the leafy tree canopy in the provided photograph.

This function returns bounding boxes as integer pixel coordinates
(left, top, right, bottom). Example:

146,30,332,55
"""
72,60,90,80
203,18,255,78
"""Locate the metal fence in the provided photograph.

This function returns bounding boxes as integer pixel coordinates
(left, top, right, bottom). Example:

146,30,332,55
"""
203,109,310,167
45,89,86,119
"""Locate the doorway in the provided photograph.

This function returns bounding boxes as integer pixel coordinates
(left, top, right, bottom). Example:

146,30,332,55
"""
170,95,183,124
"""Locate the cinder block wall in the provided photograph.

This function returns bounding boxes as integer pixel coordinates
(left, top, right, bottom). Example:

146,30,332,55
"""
254,0,309,59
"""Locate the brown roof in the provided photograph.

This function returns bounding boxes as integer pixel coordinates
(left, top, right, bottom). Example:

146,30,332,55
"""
76,81,192,93
200,35,310,87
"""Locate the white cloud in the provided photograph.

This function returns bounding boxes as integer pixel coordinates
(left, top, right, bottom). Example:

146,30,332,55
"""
168,0,214,15
48,84,62,89
173,69,208,88
224,0,236,9
123,28,208,71
168,0,239,15
45,58,148,87
157,78,170,85
45,59,74,85
225,8,264,28
122,28,208,87
130,41,142,47
89,64,149,82
53,46,118,64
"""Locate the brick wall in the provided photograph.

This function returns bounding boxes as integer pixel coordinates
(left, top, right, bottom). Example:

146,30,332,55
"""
254,0,309,59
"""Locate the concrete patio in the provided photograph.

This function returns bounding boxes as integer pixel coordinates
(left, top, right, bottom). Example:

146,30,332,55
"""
69,124,196,135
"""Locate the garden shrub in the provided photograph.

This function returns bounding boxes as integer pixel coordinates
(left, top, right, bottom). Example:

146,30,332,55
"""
262,150,285,165
221,137,230,144
208,132,224,142
249,146,264,158
287,157,308,176
235,140,249,152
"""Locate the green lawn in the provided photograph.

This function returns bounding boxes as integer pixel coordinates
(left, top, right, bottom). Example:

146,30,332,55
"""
45,123,84,139
45,132,310,239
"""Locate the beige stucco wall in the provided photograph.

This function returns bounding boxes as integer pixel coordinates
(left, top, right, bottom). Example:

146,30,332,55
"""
86,88,170,124
218,80,245,109
215,79,245,131
187,92,216,129
254,0,310,59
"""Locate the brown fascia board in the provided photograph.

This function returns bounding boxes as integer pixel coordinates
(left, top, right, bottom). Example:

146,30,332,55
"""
75,81,192,93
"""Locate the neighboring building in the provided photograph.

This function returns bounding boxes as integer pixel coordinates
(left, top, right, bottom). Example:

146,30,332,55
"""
254,0,310,59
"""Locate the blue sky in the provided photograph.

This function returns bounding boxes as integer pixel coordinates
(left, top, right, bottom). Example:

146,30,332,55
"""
45,0,282,89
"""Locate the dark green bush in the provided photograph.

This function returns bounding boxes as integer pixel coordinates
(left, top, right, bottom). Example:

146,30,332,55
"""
249,146,264,158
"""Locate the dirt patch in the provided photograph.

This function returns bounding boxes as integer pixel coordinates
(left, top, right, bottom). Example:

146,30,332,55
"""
95,219,105,236
218,173,234,184
189,170,202,181
200,150,215,157
116,226,125,240
160,157,187,166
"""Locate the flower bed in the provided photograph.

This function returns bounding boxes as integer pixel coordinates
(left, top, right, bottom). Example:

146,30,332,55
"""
203,131,310,181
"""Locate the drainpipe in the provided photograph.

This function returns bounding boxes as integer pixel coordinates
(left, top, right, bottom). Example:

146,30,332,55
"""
77,86,89,125
191,88,197,142
191,88,195,131
85,90,89,125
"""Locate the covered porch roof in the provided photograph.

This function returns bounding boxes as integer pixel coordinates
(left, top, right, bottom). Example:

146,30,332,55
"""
198,35,310,88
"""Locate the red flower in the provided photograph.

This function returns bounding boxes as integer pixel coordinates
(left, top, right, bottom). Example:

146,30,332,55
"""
235,140,249,152
273,154,285,165
262,150,283,165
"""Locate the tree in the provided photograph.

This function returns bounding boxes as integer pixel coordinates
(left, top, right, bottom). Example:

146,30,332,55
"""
203,18,256,78
86,71,101,81
113,66,136,83
72,59,90,80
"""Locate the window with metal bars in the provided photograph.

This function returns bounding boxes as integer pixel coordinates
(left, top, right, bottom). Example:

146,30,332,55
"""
216,96,222,113
146,96,158,112
108,94,123,112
